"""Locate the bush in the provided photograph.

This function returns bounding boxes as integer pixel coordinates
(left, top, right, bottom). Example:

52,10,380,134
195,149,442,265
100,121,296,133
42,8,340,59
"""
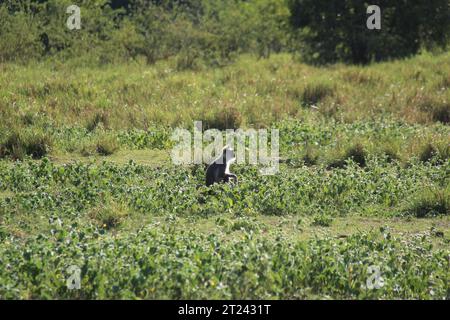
345,143,367,167
328,143,367,168
416,94,450,124
404,187,450,218
204,106,242,130
0,0,293,66
0,4,43,63
0,131,52,160
96,136,119,156
88,199,129,230
86,112,110,132
302,147,319,166
301,82,334,107
430,103,450,124
418,143,449,163
419,143,438,162
379,143,401,163
311,214,333,227
289,0,450,64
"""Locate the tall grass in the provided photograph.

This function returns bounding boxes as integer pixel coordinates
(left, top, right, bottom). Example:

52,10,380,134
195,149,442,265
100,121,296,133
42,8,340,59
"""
403,187,450,218
0,131,52,160
2,52,449,131
0,52,449,160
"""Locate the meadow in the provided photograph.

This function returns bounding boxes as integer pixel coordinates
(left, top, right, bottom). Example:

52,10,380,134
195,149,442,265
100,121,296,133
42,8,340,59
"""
0,52,449,299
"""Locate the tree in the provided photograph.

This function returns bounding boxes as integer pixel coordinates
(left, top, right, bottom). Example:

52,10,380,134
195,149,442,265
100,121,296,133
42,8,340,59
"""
288,0,450,64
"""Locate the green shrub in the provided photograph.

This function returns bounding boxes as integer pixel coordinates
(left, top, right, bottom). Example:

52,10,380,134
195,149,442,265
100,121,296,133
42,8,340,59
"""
345,143,367,167
96,136,119,156
0,5,43,63
301,82,334,107
418,143,449,163
328,143,367,168
379,143,401,163
0,131,52,160
204,106,242,130
404,187,450,218
430,103,450,124
289,0,450,64
86,112,109,132
417,95,450,124
311,214,333,227
419,143,438,162
88,199,129,230
302,147,319,166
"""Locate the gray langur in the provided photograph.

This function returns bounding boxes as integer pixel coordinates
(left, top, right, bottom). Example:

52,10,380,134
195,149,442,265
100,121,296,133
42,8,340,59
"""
205,146,238,186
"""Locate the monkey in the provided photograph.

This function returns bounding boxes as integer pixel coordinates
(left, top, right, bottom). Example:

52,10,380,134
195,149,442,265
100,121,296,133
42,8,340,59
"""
224,172,238,184
205,146,238,186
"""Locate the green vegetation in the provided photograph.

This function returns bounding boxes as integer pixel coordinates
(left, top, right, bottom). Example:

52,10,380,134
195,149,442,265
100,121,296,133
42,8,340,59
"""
1,53,449,299
0,0,291,66
1,222,449,299
1,52,449,164
289,0,450,64
1,0,448,66
0,0,449,300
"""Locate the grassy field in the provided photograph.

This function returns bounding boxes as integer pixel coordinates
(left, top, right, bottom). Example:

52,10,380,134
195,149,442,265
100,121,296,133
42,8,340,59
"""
0,52,449,299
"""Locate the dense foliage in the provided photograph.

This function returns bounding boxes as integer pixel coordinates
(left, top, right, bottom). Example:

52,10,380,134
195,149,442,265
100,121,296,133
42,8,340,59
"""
0,0,290,67
1,0,448,65
1,224,449,299
0,157,449,299
289,0,450,64
0,1,449,300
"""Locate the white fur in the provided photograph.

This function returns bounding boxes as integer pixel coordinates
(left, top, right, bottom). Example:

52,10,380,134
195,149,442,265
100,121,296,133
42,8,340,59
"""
225,157,236,174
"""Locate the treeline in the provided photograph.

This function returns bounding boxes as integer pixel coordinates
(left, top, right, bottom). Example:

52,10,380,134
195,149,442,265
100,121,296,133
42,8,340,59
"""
0,0,448,67
0,0,292,68
290,0,450,64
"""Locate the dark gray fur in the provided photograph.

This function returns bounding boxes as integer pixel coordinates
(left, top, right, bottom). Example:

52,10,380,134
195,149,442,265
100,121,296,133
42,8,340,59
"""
205,147,237,186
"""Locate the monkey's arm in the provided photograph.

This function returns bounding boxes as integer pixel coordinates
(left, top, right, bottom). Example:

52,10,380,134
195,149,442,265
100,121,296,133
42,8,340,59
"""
224,173,238,184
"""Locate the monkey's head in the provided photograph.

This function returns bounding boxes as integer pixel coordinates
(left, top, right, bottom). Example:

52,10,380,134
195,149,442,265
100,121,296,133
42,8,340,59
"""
222,146,235,164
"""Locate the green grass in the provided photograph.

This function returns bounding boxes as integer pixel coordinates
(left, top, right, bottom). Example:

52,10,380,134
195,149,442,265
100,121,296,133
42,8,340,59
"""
403,187,450,218
1,218,448,299
1,52,450,130
0,52,449,299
